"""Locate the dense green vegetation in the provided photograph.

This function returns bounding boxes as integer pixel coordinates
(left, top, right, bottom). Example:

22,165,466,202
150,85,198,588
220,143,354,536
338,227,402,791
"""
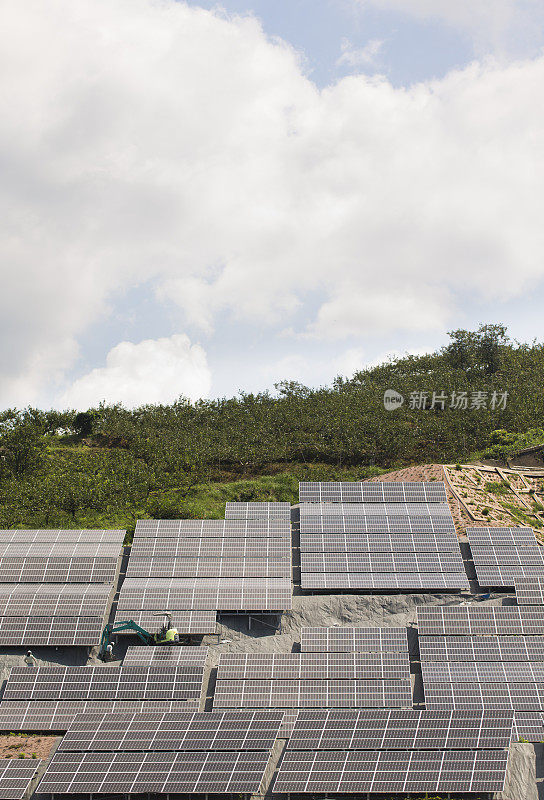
1,324,543,533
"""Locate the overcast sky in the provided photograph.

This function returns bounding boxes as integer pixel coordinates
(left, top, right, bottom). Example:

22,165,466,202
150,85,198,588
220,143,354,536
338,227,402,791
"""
2,0,544,409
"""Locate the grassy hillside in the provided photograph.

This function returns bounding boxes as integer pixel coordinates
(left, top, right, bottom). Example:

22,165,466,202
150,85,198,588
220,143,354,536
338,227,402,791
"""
1,324,544,533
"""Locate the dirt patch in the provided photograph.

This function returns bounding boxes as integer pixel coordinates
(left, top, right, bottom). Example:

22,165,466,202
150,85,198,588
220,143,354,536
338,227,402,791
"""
0,734,58,760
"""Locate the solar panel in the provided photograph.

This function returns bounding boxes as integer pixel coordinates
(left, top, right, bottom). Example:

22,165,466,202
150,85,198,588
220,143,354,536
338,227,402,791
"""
0,557,118,584
301,572,470,590
117,577,293,611
422,661,544,683
0,616,104,646
59,710,284,752
39,750,271,795
300,552,465,573
217,652,410,681
419,635,544,662
474,565,544,587
515,577,544,605
287,709,514,750
300,532,461,553
423,682,544,710
300,515,457,534
300,627,409,653
417,605,544,636
0,541,123,558
512,711,544,742
300,502,452,517
0,583,112,616
469,544,544,566
225,502,291,520
126,557,291,579
213,678,412,708
134,519,290,539
113,609,217,634
273,749,508,794
208,708,299,737
0,758,41,800
3,665,205,702
0,529,126,544
130,537,291,560
0,700,197,731
467,527,538,547
123,646,209,667
299,481,448,503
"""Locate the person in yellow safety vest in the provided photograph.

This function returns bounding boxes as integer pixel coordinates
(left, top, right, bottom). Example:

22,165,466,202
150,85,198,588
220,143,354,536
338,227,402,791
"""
161,627,179,643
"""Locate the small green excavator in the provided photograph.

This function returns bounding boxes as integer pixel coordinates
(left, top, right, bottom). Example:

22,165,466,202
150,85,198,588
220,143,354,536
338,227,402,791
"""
99,612,179,661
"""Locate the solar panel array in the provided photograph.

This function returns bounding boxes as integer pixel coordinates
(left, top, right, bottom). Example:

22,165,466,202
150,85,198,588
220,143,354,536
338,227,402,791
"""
512,711,544,742
39,750,271,795
225,502,291,520
419,635,544,662
3,665,205,704
287,709,514,750
122,645,209,667
417,605,544,636
419,598,544,722
300,626,408,653
133,518,290,539
515,576,544,605
273,749,508,794
120,509,292,627
0,700,194,732
58,710,284,752
299,481,448,503
0,530,121,646
299,482,467,591
467,526,544,587
0,758,41,800
38,711,282,795
213,679,412,709
217,652,410,680
273,706,511,795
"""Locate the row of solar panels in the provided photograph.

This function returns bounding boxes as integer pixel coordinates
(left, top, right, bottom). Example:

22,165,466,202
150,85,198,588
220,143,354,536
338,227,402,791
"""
35,709,510,796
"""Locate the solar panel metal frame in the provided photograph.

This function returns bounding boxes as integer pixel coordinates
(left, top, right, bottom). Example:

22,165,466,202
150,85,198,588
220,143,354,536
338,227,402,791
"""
474,564,544,587
512,711,544,742
0,556,118,584
467,527,538,547
0,583,112,617
299,502,452,517
126,556,291,579
0,616,104,646
129,537,291,560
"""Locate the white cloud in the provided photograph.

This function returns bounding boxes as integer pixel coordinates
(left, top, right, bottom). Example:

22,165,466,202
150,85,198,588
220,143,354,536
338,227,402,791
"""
351,0,544,52
61,335,211,409
1,0,544,405
337,38,385,68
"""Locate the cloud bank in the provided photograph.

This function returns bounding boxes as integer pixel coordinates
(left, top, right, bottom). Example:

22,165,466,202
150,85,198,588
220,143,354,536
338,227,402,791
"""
1,0,543,406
